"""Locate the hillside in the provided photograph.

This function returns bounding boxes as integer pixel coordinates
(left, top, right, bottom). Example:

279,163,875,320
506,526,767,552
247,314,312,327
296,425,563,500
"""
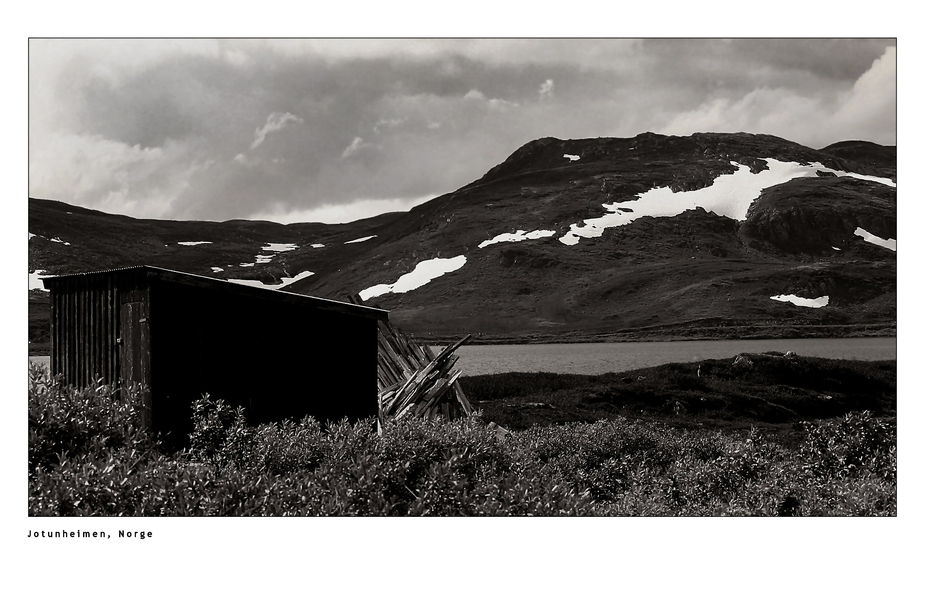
29,131,896,350
460,354,896,443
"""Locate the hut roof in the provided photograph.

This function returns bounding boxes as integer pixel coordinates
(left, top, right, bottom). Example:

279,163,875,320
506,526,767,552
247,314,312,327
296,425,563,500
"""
41,265,388,321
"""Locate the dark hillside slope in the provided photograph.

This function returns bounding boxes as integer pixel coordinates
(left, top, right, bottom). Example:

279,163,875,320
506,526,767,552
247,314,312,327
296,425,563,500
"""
290,132,895,342
29,198,399,285
821,140,896,177
29,132,896,347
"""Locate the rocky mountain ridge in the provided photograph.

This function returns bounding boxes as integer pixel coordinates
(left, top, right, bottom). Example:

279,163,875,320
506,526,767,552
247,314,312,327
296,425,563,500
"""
28,131,896,351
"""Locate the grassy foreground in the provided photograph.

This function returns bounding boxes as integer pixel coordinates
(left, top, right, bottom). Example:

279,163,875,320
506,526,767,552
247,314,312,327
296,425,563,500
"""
28,359,896,517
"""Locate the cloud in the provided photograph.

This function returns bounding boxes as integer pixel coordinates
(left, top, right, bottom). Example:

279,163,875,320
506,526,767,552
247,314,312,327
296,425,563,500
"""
463,88,519,110
828,46,896,144
539,79,555,99
265,39,644,71
660,88,822,139
341,136,375,158
251,112,304,149
29,131,206,219
658,46,896,147
373,117,407,133
28,39,896,224
251,195,437,225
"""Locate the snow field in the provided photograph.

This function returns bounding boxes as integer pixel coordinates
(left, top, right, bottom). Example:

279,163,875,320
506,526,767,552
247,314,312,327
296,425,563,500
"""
564,154,580,161
359,256,467,301
262,243,298,252
226,269,315,290
770,294,829,308
30,233,70,245
559,159,896,245
841,172,896,188
854,227,896,251
178,241,211,246
345,235,377,244
277,270,316,288
29,270,49,291
478,229,556,248
238,242,300,266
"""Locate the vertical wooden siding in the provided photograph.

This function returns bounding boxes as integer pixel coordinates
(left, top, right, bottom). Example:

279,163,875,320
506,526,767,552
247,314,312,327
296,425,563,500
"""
48,267,383,446
48,269,147,388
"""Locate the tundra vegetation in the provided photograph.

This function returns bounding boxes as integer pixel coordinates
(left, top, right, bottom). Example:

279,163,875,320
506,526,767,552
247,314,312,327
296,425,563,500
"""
27,357,896,517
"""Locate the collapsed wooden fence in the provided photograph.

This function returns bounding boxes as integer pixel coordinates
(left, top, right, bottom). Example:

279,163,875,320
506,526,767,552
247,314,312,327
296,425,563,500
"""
376,320,475,426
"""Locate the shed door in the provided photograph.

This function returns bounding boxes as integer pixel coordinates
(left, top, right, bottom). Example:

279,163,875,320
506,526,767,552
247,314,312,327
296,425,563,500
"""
120,301,151,388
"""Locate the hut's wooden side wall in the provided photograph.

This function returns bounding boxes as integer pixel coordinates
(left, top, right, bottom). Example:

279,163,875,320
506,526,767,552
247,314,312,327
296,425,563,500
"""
48,269,149,389
47,267,384,448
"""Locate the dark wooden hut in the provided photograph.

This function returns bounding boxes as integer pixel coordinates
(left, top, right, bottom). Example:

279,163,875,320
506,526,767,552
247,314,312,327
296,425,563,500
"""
42,266,388,445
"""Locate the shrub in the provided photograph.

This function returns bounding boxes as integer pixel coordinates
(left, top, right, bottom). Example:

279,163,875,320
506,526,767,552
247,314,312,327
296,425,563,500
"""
28,363,155,474
28,367,896,517
799,411,896,482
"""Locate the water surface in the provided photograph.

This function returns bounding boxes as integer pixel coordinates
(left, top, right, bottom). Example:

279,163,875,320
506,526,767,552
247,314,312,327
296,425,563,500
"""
441,338,896,376
29,338,896,377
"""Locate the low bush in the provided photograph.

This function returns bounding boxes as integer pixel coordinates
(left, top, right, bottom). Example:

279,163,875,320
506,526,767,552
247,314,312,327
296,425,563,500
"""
460,358,896,433
28,363,156,474
27,365,896,516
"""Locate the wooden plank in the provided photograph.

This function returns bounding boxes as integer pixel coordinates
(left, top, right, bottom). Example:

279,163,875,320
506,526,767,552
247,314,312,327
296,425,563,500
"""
377,321,475,423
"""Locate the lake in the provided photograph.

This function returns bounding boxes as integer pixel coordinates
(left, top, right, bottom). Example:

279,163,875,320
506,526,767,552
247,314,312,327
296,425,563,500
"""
29,337,897,377
438,337,897,376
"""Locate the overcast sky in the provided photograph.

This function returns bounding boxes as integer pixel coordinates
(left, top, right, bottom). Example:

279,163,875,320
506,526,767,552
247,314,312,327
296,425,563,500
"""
28,38,896,224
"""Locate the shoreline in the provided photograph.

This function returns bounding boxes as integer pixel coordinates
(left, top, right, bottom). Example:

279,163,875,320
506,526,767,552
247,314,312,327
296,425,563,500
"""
413,323,897,346
426,331,898,347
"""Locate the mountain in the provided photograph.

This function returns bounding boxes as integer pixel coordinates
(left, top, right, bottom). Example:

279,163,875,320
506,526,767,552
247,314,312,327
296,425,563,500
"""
29,131,896,351
820,140,896,174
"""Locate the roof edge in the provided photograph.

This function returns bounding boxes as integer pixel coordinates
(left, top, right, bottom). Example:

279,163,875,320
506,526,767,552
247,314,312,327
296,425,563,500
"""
41,265,389,320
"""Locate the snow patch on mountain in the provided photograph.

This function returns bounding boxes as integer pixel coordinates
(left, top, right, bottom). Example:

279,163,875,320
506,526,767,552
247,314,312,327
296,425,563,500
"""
240,242,301,266
29,270,50,291
263,243,298,252
560,159,896,245
345,235,377,244
227,278,273,289
178,241,212,246
277,270,315,288
227,269,314,291
360,255,467,301
564,154,580,161
770,294,829,308
212,267,223,273
841,172,896,188
30,233,71,245
854,227,896,251
479,229,556,248
311,244,325,248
